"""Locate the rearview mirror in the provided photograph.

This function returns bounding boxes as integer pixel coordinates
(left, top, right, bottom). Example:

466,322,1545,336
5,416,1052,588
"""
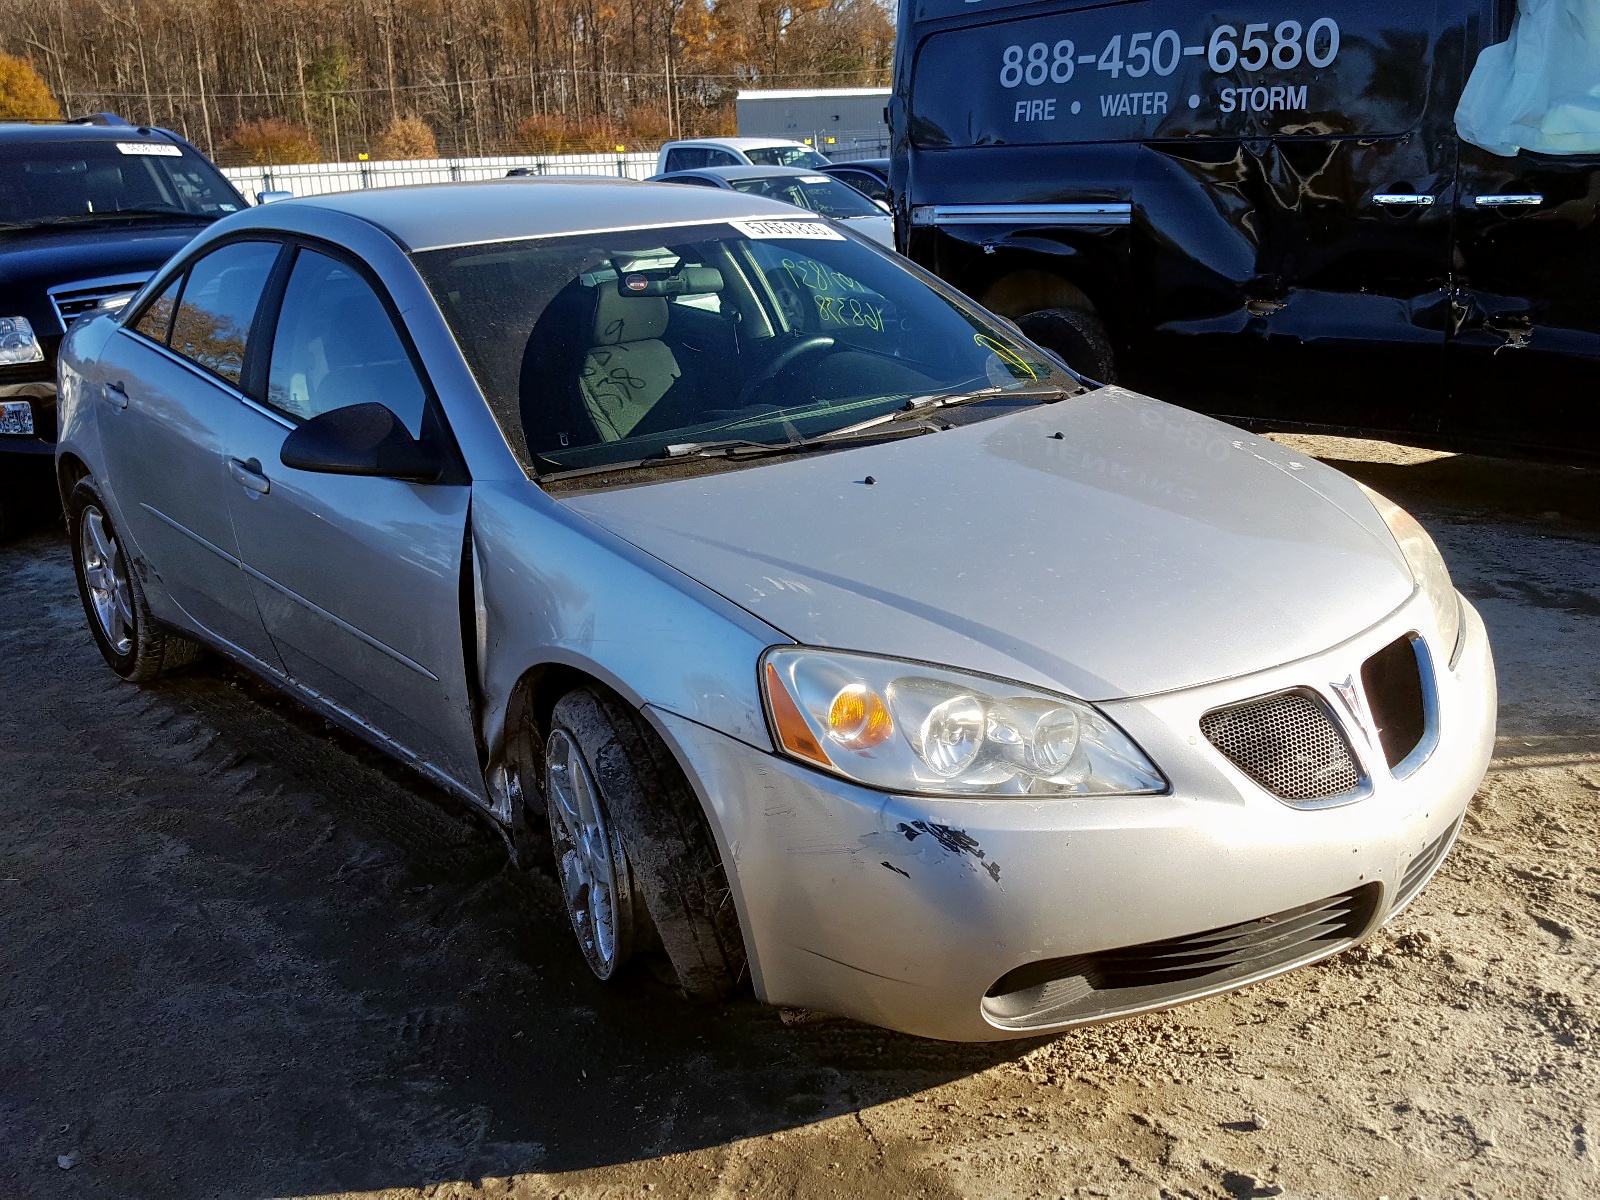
279,403,444,483
256,190,294,205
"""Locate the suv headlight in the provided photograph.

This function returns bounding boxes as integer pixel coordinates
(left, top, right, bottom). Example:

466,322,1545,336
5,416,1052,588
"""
762,649,1166,797
1359,483,1462,660
0,316,44,365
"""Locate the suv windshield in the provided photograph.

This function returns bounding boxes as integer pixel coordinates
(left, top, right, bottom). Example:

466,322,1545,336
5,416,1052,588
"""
729,174,882,219
415,220,1073,478
744,145,832,170
0,139,241,228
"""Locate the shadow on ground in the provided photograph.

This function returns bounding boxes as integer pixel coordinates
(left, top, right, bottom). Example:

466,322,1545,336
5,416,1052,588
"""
0,529,1031,1199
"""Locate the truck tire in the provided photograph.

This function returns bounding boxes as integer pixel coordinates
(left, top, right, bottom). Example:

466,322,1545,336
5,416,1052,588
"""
1017,307,1117,385
544,686,746,1001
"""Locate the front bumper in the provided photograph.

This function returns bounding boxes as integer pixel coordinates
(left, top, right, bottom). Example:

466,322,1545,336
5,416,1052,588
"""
1,377,58,456
653,592,1496,1042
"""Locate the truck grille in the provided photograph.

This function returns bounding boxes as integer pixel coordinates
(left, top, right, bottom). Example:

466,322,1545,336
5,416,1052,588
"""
983,884,1381,1029
1200,689,1362,803
46,275,148,327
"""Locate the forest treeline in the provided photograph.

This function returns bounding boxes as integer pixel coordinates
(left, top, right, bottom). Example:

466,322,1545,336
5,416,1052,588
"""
1,0,895,163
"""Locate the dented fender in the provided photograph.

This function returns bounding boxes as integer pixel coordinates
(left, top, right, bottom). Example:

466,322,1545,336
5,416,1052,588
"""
468,479,785,772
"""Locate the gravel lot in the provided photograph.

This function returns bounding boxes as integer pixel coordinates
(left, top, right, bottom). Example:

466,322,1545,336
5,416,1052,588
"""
1,434,1596,1200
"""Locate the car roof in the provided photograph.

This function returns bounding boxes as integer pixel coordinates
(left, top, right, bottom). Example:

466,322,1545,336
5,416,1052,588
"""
825,159,889,175
663,137,813,150
259,177,836,253
0,121,184,148
669,165,836,182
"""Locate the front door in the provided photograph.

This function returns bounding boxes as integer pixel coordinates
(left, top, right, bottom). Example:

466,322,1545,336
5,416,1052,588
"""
221,244,483,795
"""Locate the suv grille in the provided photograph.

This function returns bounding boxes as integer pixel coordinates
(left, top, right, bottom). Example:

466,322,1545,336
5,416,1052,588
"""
983,884,1381,1029
1200,690,1361,803
47,276,148,327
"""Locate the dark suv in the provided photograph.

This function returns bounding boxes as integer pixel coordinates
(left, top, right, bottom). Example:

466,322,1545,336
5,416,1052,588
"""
1,116,245,528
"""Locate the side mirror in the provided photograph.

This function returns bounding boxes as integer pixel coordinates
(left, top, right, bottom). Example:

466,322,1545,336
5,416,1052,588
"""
279,403,444,482
874,198,892,214
256,190,294,205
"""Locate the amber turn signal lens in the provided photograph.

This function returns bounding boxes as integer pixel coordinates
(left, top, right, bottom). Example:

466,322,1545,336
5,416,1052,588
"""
765,662,831,767
827,684,893,749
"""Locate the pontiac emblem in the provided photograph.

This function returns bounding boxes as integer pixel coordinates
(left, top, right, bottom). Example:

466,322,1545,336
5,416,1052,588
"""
1330,675,1372,743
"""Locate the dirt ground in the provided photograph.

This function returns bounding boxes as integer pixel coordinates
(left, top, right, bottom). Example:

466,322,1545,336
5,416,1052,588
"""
1,434,1596,1200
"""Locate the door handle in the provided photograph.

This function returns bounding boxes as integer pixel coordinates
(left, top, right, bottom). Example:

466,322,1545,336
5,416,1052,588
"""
1372,193,1436,207
228,457,270,496
104,381,128,409
1475,193,1544,207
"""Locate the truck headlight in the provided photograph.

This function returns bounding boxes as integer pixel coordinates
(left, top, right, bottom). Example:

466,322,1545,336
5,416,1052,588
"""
1359,484,1463,662
0,316,44,365
761,648,1166,797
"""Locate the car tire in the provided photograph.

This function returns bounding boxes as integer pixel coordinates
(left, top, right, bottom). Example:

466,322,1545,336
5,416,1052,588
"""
1017,306,1118,384
67,479,202,682
544,686,745,1000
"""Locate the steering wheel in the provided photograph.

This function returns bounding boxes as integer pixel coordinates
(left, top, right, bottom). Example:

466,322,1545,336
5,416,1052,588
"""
736,335,836,407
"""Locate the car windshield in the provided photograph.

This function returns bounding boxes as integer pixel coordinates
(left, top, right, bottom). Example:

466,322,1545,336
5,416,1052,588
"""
728,174,882,219
0,139,241,228
414,220,1073,479
743,145,832,170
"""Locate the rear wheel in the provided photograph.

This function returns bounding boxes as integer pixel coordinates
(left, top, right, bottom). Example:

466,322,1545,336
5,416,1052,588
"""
544,687,745,1000
1017,306,1117,384
68,479,201,681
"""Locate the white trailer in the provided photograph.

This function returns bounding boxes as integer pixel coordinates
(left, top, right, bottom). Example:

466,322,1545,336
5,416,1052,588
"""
734,88,891,160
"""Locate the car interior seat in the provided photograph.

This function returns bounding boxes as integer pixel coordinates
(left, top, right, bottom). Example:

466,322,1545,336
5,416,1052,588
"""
577,287,682,441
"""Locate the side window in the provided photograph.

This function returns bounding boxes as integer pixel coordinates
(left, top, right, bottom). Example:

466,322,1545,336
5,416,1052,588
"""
707,149,741,167
847,173,889,203
130,275,182,344
167,240,279,386
665,148,710,171
267,248,428,437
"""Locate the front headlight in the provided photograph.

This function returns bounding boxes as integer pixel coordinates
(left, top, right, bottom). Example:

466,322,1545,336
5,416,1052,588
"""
1359,483,1462,659
0,316,44,366
762,648,1166,797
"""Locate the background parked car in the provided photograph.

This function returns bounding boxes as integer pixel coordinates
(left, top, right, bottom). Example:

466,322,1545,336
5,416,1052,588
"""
655,137,832,174
649,165,895,248
0,113,245,535
821,158,890,205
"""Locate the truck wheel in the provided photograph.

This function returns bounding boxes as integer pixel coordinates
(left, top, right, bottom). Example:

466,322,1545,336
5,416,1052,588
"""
68,479,202,682
1017,307,1117,384
544,686,745,1000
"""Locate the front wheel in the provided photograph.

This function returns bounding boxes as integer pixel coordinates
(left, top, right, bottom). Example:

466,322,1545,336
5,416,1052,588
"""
543,687,745,1000
1016,306,1117,385
67,479,201,681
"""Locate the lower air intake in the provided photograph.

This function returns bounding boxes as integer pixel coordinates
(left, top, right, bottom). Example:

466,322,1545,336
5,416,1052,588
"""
1200,689,1362,803
982,884,1381,1030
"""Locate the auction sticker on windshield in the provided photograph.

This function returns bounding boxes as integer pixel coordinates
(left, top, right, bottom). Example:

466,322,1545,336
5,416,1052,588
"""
116,142,185,156
909,2,1435,146
731,219,845,240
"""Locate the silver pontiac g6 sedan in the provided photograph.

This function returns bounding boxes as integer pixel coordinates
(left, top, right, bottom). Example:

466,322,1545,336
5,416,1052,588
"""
55,179,1496,1041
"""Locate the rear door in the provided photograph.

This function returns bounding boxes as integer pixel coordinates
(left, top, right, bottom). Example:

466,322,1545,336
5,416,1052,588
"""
1447,2,1600,456
98,239,286,663
221,242,482,794
1130,2,1457,432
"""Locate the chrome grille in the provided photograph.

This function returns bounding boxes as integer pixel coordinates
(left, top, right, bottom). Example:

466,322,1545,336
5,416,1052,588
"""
46,275,148,327
983,884,1381,1029
1200,689,1361,802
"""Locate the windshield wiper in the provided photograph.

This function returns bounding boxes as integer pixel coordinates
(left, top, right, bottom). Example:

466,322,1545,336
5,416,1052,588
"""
20,208,203,227
539,422,942,483
818,384,1075,442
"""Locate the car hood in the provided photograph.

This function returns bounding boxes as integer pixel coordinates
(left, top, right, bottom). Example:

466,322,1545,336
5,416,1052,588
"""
559,389,1414,701
0,222,208,334
838,214,895,248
